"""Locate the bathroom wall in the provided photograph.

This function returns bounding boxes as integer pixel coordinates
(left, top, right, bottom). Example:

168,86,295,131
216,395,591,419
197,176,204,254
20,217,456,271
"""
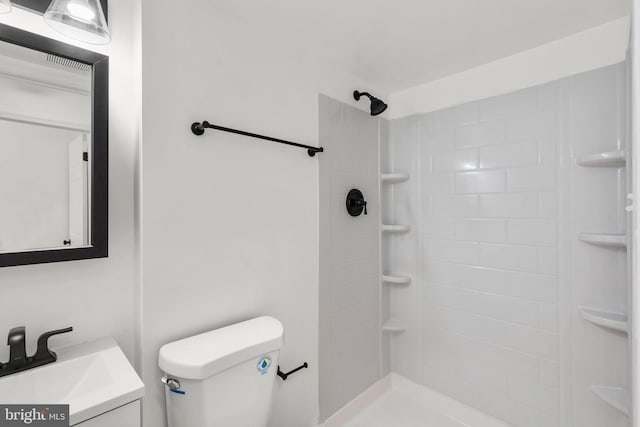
318,95,383,420
140,2,372,426
388,62,629,427
0,1,141,363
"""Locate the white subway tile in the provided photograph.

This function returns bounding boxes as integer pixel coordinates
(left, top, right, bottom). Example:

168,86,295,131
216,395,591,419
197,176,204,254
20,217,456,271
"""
538,84,557,112
331,276,379,312
423,218,456,239
508,165,557,192
433,149,478,172
483,293,539,327
538,136,557,164
421,194,433,217
507,376,560,414
479,139,538,169
507,324,559,359
331,260,378,289
538,192,557,218
503,350,540,384
478,243,539,273
456,120,507,149
540,359,560,388
422,260,459,287
479,193,538,218
507,109,556,140
423,303,508,347
540,414,560,427
504,399,541,427
429,102,480,132
423,260,507,294
455,170,506,193
433,194,479,217
422,173,455,194
538,303,558,332
538,248,558,274
479,88,538,121
330,237,378,266
507,219,558,247
456,219,506,243
428,239,479,265
504,271,558,303
424,127,455,153
420,153,433,175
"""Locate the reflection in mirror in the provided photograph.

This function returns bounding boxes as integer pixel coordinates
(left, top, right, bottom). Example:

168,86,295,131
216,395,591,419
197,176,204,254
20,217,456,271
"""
0,38,92,253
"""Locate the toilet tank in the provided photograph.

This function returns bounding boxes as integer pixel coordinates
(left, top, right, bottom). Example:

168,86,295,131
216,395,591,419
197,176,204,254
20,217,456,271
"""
159,316,284,427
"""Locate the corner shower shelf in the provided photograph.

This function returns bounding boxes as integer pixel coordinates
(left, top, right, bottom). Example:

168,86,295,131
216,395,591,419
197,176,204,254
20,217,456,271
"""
381,173,410,184
382,225,411,234
382,318,407,333
382,274,412,286
590,386,629,416
579,308,628,333
578,233,627,248
577,150,626,167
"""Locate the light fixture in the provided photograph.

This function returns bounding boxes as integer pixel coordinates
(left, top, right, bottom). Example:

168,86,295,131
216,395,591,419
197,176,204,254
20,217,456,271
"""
0,0,12,14
44,0,110,45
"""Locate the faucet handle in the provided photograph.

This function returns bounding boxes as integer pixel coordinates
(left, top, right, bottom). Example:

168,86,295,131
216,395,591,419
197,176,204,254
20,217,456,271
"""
32,327,73,363
7,327,27,367
7,326,25,346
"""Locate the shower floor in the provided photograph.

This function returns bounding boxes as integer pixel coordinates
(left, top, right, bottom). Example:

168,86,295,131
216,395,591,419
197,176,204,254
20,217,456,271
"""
321,374,510,427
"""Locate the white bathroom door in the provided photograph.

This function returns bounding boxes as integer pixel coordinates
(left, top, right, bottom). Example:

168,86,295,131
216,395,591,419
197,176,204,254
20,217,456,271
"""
68,133,89,247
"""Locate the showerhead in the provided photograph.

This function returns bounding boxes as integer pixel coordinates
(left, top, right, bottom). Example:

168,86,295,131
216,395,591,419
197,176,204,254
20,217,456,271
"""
354,90,388,116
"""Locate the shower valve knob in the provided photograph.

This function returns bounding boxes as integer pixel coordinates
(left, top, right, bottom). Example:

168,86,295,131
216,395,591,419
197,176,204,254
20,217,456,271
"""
346,189,368,217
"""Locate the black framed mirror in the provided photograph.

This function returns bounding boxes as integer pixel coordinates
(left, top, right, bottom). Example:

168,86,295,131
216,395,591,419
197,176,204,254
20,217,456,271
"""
0,24,108,267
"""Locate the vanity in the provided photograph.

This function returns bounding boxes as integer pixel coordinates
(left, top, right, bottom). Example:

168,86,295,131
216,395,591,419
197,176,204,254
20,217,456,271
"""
0,338,144,426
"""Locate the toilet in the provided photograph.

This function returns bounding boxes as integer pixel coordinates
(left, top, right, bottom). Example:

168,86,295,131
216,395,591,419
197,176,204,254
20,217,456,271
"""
158,316,284,427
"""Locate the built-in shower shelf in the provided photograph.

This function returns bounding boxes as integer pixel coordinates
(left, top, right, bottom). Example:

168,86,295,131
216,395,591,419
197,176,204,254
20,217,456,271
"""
579,308,628,333
382,318,407,333
382,274,412,286
590,386,629,416
382,225,411,233
577,150,626,167
381,173,410,184
578,233,627,248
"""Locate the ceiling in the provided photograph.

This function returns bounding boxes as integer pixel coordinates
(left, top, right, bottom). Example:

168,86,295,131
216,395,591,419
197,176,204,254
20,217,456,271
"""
213,0,630,93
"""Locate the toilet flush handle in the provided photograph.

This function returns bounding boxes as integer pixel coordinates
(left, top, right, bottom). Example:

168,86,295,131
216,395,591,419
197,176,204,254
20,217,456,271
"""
161,376,185,394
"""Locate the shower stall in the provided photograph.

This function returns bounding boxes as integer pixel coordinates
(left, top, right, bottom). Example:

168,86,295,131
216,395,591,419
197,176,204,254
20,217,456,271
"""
319,57,633,427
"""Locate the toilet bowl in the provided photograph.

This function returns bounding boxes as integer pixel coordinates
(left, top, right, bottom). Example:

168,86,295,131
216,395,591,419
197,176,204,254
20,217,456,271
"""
159,316,284,427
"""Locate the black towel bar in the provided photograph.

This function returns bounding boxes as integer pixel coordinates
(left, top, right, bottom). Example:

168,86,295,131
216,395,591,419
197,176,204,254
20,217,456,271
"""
191,121,324,157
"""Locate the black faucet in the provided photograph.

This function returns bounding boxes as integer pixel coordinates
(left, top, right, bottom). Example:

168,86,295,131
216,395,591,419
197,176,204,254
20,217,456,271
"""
1,326,73,377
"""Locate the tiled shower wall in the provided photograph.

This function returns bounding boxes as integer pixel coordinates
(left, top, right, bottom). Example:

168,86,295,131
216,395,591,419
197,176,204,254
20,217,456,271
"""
319,95,385,421
387,63,629,427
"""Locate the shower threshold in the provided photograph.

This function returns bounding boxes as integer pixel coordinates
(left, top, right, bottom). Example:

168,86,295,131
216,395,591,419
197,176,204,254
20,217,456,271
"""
320,374,510,427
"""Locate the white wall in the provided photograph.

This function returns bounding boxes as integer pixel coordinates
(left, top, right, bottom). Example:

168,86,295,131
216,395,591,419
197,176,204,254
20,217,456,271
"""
140,2,369,426
0,1,141,364
390,17,630,119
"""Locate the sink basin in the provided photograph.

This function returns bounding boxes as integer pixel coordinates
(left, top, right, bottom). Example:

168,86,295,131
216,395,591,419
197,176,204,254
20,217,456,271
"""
0,337,144,425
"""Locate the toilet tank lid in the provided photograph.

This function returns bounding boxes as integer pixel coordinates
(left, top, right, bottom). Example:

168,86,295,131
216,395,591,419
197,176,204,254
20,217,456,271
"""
158,316,284,380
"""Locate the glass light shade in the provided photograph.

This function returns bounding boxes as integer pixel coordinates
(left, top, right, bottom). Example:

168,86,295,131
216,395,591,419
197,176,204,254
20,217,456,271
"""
44,0,110,45
0,0,11,14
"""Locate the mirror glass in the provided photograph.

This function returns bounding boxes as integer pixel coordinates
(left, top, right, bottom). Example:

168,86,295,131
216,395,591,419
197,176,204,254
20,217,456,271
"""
0,39,92,253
